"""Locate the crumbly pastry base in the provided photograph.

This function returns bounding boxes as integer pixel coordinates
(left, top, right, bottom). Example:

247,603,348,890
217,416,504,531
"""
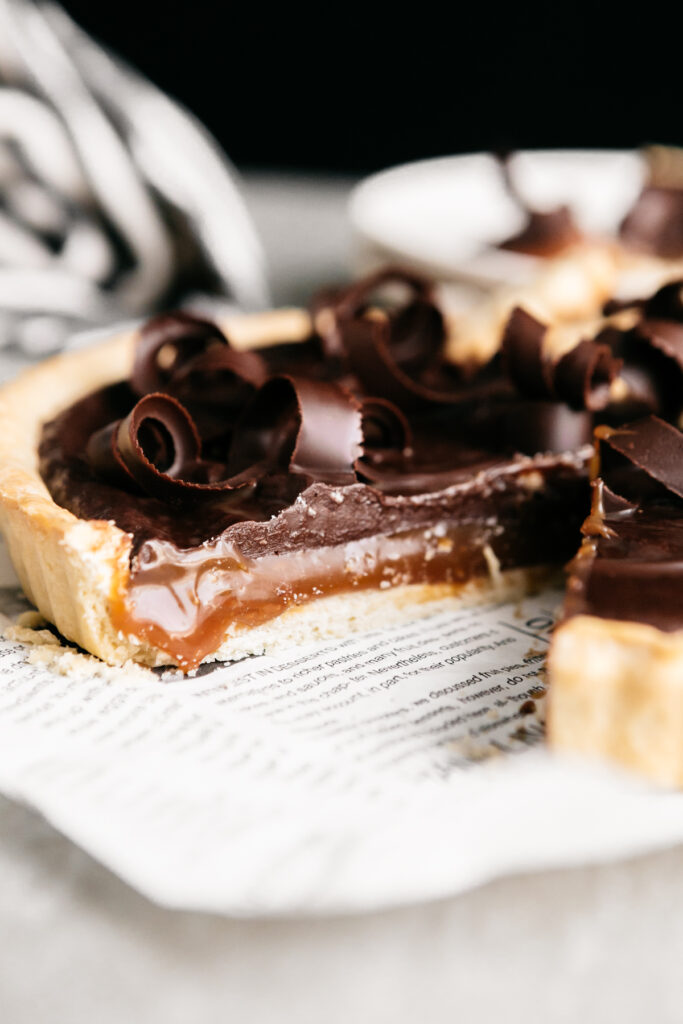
548,615,683,786
0,307,554,669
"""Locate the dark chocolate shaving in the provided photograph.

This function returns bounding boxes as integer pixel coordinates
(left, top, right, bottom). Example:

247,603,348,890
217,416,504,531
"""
313,267,439,363
360,398,412,454
88,301,427,500
594,279,683,419
597,416,683,501
132,311,266,399
338,316,461,411
501,307,620,411
355,398,413,484
313,267,457,409
553,339,620,412
603,317,683,419
113,393,257,503
501,307,552,398
229,375,363,485
89,377,369,499
86,274,607,514
328,266,437,322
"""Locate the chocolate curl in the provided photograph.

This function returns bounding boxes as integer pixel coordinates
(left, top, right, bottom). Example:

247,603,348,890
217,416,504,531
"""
229,375,364,485
116,394,201,495
597,416,683,500
89,393,257,503
605,319,683,419
360,398,412,453
314,267,450,404
170,345,267,412
339,316,463,411
553,339,620,412
595,281,683,418
501,307,621,411
329,266,437,321
132,311,266,399
501,307,551,398
355,398,414,484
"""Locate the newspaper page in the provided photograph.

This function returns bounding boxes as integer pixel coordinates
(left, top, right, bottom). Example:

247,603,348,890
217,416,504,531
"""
1,529,683,917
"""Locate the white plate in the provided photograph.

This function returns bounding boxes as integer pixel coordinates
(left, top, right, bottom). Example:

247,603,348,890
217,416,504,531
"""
349,150,646,290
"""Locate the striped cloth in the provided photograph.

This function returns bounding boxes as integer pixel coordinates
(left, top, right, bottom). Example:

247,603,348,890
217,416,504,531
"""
0,0,269,356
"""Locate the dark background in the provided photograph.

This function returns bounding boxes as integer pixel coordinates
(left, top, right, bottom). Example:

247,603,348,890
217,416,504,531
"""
62,2,680,175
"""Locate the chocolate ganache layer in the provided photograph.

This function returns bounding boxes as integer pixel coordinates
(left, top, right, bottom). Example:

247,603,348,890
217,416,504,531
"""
40,268,630,668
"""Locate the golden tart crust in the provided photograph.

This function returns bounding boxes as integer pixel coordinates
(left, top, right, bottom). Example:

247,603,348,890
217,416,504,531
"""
548,614,683,787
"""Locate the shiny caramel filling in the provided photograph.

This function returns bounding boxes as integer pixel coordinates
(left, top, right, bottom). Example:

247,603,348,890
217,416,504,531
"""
110,523,497,670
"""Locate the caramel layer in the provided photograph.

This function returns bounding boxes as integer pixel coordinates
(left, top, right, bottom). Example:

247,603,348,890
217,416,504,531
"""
111,525,486,669
111,460,587,669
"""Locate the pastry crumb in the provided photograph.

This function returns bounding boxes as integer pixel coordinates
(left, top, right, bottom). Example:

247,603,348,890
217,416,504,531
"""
16,610,49,630
2,617,154,682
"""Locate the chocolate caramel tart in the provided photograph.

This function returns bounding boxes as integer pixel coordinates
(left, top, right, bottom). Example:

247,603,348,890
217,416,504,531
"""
0,265,602,670
548,415,683,785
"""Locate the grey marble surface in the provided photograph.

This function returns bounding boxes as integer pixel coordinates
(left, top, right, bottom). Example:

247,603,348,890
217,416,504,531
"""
2,173,683,1024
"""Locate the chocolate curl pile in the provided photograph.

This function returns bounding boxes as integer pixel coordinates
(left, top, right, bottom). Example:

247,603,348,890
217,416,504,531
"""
502,281,683,445
87,313,412,502
313,267,464,410
501,307,621,412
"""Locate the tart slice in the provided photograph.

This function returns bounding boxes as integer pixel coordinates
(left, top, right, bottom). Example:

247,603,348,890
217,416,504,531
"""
0,269,599,670
548,416,683,785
